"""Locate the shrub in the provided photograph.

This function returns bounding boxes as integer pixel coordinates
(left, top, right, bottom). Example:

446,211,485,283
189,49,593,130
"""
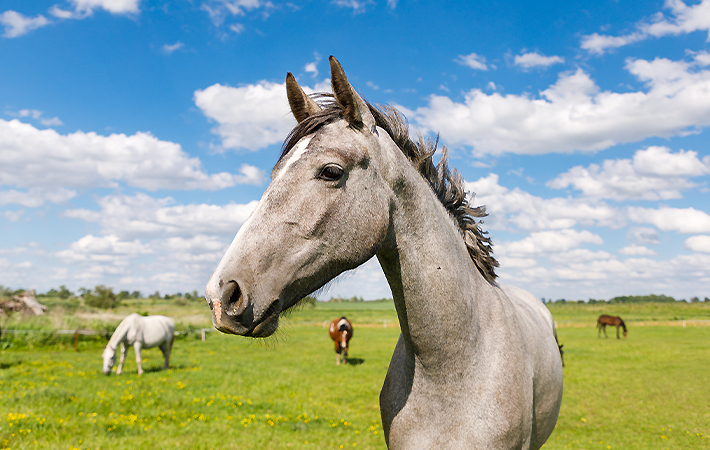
83,285,119,309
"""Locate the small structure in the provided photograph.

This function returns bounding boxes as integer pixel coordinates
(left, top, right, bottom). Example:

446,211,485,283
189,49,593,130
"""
1,290,47,316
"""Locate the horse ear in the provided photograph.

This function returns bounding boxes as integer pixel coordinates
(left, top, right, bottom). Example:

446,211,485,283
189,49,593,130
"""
329,56,376,132
286,72,322,123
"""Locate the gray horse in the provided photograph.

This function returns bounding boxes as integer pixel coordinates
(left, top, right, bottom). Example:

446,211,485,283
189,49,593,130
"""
205,56,563,449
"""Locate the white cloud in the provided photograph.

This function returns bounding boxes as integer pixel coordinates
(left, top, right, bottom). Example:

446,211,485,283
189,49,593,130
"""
627,227,660,245
304,53,321,78
0,10,50,38
229,23,244,33
65,193,258,239
50,0,141,19
18,109,43,119
454,52,488,71
514,52,564,69
628,206,710,233
2,210,25,221
162,41,184,54
581,0,710,55
331,0,374,14
618,244,657,256
548,146,709,200
580,32,645,55
0,188,76,207
57,234,151,264
13,109,63,126
201,0,270,27
548,248,614,264
466,174,622,232
685,235,710,252
497,229,603,256
68,0,140,14
195,80,334,151
0,119,263,206
414,55,710,155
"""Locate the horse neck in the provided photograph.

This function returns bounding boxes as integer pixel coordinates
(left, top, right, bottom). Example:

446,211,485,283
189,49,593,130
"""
107,316,132,350
376,163,490,368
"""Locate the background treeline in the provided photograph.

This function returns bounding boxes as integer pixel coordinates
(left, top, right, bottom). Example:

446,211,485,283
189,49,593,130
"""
543,294,709,304
3,285,708,308
1,284,203,310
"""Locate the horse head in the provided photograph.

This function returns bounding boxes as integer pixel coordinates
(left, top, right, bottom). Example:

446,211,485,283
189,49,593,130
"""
102,345,116,375
205,57,395,337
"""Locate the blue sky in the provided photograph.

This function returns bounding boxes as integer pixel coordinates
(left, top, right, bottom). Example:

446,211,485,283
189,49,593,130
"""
1,0,709,301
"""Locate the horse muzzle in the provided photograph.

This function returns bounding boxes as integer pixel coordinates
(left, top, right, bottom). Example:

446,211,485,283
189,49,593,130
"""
205,277,280,338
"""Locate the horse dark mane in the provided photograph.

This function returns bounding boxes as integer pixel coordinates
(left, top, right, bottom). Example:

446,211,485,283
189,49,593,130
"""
280,94,499,283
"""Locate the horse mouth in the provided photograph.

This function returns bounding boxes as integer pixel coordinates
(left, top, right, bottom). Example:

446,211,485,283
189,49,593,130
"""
211,297,282,338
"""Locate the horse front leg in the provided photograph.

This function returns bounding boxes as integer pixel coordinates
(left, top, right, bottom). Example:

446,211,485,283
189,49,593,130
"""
116,343,128,375
616,325,620,339
134,342,144,375
603,325,608,338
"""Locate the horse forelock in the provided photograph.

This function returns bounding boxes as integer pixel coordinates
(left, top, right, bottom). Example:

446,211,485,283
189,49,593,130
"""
280,94,498,283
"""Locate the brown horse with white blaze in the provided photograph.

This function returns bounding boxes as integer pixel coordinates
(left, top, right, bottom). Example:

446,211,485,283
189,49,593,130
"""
329,316,353,365
597,315,627,339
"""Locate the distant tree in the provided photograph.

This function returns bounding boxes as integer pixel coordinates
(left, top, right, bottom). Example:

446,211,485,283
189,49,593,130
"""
58,285,73,299
0,285,12,298
41,288,59,298
117,291,130,301
149,291,160,299
131,291,141,299
705,297,709,303
84,285,119,309
610,294,675,303
691,296,700,303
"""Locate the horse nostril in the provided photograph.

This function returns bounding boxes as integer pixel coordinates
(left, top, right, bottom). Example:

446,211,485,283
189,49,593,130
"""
223,281,246,317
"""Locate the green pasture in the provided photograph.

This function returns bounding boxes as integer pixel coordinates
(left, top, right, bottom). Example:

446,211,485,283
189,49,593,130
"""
1,300,709,449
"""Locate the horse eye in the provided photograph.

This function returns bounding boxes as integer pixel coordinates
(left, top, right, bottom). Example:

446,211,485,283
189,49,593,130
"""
318,164,344,181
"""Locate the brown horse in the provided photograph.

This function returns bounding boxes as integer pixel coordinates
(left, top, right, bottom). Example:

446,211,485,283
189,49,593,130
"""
329,316,353,365
597,315,627,339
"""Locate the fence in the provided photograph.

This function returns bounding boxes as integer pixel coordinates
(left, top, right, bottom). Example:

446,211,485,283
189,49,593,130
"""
0,327,215,350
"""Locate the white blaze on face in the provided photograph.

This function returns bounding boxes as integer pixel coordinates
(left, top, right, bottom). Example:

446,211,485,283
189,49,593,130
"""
274,136,313,181
341,331,347,349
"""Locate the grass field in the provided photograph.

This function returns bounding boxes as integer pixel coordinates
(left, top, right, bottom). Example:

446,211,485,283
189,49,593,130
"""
1,299,709,449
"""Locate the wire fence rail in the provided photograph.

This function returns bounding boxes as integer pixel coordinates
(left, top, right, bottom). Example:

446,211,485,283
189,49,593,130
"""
0,327,216,350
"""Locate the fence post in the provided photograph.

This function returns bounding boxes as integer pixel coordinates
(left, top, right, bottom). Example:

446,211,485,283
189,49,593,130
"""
74,329,79,351
201,329,206,341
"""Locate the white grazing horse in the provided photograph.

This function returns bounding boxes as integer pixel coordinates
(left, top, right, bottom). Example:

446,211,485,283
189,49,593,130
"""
102,313,175,375
204,56,563,449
